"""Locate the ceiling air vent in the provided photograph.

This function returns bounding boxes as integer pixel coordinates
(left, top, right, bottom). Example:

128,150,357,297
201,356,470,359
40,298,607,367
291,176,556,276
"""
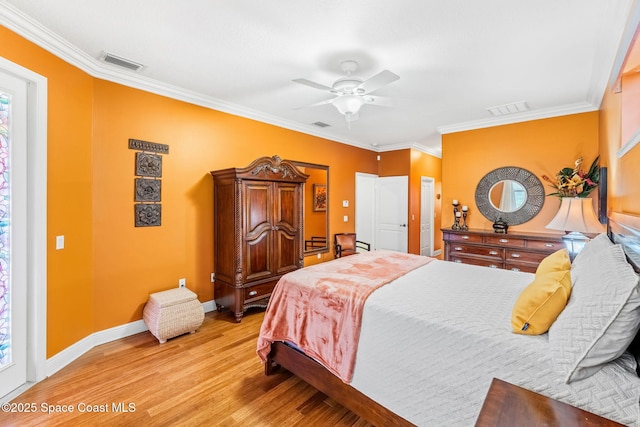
312,121,330,128
487,101,529,117
100,52,144,71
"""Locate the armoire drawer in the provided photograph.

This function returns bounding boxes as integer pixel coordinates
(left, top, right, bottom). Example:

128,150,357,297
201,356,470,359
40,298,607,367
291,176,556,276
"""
244,281,276,302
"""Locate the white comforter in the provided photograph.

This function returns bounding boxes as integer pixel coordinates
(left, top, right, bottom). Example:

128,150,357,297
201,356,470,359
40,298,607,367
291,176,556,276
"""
350,259,640,426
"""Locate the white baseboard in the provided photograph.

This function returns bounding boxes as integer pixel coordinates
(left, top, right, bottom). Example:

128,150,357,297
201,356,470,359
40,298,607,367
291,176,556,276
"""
433,249,442,256
45,299,216,377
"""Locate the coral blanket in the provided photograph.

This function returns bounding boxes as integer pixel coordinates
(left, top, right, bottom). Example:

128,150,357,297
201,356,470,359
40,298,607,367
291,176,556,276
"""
256,250,432,383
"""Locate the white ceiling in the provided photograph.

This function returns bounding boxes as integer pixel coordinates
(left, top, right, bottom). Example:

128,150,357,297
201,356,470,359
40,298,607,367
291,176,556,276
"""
0,0,636,157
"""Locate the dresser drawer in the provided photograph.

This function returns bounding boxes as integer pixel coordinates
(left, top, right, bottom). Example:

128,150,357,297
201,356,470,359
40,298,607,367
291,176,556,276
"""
526,239,564,252
485,235,526,248
505,249,548,264
244,282,275,302
450,256,503,269
450,244,503,259
505,261,538,273
445,232,484,244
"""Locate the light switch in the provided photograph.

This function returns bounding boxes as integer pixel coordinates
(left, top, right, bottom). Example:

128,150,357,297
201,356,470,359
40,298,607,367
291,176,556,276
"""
56,235,64,250
343,215,348,222
342,200,349,207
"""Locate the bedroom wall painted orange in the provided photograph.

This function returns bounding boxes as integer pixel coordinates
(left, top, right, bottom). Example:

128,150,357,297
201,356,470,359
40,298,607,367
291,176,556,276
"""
441,112,600,234
2,27,379,356
91,81,381,331
0,27,95,357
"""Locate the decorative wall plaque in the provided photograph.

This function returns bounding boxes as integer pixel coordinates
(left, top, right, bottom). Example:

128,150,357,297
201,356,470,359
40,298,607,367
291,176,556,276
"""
135,178,161,202
135,204,162,227
135,152,162,177
128,138,169,154
130,138,168,227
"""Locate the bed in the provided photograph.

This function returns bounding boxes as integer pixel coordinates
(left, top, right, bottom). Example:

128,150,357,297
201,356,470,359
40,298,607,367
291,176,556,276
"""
257,212,640,426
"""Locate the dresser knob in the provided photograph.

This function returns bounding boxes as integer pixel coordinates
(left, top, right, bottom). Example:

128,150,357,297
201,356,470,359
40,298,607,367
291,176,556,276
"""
489,264,498,268
499,239,508,243
454,247,463,251
511,268,521,272
462,235,469,240
545,243,554,247
489,250,498,255
454,259,462,263
248,290,258,296
511,253,521,258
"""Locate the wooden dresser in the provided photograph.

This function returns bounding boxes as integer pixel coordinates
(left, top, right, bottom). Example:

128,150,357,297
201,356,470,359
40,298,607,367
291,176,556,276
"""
442,228,564,273
211,156,308,322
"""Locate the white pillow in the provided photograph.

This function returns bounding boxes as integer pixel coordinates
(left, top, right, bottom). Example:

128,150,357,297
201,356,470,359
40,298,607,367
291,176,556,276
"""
571,233,613,282
549,243,640,383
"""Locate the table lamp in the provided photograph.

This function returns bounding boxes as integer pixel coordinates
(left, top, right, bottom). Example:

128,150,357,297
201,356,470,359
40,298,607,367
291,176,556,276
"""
545,197,605,259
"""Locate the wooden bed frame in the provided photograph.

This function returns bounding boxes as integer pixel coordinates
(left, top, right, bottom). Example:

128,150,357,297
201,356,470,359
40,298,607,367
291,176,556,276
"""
264,212,640,427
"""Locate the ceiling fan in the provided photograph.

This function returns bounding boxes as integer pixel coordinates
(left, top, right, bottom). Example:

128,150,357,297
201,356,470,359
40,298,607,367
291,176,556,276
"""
293,60,400,125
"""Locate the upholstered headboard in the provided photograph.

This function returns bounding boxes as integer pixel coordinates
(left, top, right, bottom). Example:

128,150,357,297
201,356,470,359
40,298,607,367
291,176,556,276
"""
608,212,640,363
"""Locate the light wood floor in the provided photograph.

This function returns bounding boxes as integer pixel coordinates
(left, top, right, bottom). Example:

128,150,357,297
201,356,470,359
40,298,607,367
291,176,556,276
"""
2,309,372,427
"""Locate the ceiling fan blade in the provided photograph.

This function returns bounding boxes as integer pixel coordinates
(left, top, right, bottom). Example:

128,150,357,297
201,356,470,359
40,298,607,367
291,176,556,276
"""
292,78,334,92
358,70,400,94
293,98,335,110
365,95,396,108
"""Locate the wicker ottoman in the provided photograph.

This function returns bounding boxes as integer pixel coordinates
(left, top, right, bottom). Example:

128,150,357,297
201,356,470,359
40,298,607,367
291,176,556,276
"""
143,288,204,344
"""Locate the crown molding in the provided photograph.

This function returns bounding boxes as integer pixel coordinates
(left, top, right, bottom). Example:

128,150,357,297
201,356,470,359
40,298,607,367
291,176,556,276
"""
436,102,598,135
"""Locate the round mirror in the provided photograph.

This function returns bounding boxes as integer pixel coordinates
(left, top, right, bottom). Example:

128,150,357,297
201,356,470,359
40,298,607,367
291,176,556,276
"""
488,180,527,213
475,167,545,225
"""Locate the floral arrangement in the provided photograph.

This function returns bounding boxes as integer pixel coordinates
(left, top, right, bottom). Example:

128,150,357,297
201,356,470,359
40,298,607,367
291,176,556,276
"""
542,156,600,198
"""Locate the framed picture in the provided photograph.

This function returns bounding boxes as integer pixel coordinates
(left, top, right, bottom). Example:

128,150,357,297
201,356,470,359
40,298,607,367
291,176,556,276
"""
313,184,327,212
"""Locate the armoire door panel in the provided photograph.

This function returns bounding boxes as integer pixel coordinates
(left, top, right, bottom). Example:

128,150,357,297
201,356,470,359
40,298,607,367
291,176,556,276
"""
244,182,271,233
274,231,299,274
245,230,273,281
274,183,299,229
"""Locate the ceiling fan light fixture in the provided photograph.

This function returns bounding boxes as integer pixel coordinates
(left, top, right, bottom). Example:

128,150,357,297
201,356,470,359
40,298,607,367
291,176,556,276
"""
332,94,365,116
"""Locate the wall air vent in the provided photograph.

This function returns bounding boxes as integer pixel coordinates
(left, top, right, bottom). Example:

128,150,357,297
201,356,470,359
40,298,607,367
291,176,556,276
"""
312,121,330,128
100,52,144,71
487,101,529,117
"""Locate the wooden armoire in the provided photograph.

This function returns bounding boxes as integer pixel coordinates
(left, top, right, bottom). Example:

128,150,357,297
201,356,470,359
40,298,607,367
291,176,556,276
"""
210,155,308,322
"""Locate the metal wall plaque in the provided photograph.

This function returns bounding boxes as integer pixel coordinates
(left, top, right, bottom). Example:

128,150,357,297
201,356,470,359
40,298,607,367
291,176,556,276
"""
135,204,162,227
128,138,169,154
135,152,162,177
135,178,161,202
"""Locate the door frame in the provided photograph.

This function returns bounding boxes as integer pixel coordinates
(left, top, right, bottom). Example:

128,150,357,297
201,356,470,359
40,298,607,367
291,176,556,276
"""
0,57,47,399
420,176,435,256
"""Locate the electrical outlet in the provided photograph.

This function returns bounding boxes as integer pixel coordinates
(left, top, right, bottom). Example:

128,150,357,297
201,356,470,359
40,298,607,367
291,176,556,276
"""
210,273,215,282
178,278,186,288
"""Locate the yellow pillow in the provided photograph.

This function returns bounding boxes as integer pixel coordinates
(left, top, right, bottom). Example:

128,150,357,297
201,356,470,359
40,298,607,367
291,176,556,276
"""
511,269,572,335
536,249,571,275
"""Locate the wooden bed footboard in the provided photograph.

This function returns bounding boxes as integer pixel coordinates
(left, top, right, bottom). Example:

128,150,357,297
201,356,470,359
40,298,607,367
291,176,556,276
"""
266,341,415,427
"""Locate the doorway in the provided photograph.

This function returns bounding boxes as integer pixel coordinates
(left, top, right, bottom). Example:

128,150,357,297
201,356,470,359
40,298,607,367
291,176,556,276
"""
420,177,435,256
0,58,47,402
355,173,408,253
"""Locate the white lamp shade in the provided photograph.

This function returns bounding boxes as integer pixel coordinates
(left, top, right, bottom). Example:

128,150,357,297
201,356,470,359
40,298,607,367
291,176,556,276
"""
332,94,365,115
545,197,605,233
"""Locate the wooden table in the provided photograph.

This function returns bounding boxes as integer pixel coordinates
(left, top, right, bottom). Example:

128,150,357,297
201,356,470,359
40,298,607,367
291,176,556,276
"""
475,378,625,426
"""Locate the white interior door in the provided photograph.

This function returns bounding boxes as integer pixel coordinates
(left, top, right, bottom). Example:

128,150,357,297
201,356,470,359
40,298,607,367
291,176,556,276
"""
0,69,29,398
375,176,408,252
420,177,435,256
355,173,377,249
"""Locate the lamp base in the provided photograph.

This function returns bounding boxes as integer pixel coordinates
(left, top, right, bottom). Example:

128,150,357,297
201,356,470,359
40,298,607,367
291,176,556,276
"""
561,231,590,261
